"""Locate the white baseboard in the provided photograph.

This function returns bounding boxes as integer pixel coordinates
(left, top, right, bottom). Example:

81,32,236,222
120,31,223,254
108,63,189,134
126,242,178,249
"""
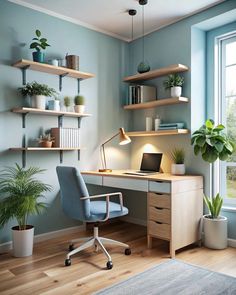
121,216,147,227
228,238,236,248
0,224,85,253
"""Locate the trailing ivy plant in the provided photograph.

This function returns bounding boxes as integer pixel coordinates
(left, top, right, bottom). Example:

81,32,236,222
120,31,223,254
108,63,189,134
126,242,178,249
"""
191,119,234,163
30,29,50,52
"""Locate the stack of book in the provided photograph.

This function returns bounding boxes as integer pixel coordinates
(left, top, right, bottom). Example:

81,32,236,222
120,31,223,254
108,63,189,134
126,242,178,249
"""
128,85,156,104
158,123,184,130
51,128,80,148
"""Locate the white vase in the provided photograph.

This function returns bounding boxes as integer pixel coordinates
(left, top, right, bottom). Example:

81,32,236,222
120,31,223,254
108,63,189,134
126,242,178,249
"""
171,164,185,175
32,95,46,109
170,86,182,97
203,215,227,249
12,225,34,257
74,105,85,113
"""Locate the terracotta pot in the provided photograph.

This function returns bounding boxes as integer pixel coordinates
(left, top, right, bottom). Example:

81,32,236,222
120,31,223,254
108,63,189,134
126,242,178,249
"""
40,141,52,148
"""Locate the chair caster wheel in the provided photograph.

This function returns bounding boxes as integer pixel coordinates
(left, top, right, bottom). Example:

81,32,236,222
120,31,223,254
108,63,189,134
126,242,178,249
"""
65,258,71,266
69,244,74,251
125,248,131,255
106,261,113,270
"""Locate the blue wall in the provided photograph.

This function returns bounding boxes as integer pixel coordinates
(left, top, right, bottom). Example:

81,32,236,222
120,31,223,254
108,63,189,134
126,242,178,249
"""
1,0,236,245
0,0,130,244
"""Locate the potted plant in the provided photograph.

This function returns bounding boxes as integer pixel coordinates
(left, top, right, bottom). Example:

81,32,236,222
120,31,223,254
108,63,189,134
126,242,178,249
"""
191,119,235,249
170,148,185,175
18,81,57,110
30,29,50,63
74,95,85,113
37,133,55,148
0,164,51,257
64,96,71,112
163,74,184,97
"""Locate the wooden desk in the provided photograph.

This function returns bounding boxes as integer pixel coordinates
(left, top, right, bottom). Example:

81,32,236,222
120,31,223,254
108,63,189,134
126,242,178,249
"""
82,170,203,257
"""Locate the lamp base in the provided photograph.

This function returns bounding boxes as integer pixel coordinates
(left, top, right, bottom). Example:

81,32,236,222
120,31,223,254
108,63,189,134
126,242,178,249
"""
98,169,112,172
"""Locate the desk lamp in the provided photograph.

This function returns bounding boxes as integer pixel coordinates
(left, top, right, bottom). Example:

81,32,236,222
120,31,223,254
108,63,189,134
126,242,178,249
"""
99,128,131,172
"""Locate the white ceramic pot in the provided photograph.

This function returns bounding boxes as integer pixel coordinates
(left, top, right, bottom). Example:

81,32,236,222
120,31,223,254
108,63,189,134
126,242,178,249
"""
32,95,46,109
12,225,34,257
74,105,85,113
203,215,227,249
170,86,182,97
171,164,185,175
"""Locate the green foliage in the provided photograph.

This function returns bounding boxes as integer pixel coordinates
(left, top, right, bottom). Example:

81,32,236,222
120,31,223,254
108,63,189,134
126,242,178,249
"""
170,148,185,164
37,133,54,143
29,29,50,52
74,95,85,105
191,119,235,163
64,96,71,107
0,164,52,230
204,193,223,219
18,81,57,97
163,74,184,89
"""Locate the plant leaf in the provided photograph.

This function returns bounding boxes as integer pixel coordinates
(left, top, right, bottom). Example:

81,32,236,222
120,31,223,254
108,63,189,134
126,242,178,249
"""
36,29,41,37
205,119,213,129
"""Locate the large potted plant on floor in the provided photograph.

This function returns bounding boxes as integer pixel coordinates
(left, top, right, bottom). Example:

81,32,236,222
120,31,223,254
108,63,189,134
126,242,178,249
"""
191,119,235,249
0,164,51,257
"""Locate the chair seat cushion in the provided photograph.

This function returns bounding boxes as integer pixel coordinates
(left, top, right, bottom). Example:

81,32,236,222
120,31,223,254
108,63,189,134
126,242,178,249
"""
87,201,129,222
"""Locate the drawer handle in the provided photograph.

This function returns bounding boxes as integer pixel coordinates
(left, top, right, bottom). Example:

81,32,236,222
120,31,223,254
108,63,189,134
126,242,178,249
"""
155,207,164,210
155,221,162,225
154,193,164,196
154,181,164,183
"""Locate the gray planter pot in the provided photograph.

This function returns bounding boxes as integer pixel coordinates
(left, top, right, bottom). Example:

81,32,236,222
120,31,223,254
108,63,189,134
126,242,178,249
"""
203,215,227,249
12,225,34,257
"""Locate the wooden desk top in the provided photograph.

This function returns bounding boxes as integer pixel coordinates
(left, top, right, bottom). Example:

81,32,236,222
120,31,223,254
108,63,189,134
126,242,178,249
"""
81,170,203,183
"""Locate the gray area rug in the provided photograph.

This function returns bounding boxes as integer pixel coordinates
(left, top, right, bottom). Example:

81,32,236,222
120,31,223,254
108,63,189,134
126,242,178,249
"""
95,259,236,295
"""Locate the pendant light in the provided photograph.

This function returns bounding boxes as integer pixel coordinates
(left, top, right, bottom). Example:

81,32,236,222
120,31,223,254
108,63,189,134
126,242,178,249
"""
137,0,150,74
128,9,137,41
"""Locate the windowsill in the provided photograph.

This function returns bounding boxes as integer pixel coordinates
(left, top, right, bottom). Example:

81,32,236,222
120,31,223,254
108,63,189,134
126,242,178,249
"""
222,206,236,212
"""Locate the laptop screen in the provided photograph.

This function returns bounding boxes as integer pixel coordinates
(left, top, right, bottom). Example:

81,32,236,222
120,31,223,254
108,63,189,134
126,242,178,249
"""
140,153,163,172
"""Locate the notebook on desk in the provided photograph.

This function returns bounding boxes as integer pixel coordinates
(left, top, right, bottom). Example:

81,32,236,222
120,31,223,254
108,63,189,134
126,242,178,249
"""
124,153,163,176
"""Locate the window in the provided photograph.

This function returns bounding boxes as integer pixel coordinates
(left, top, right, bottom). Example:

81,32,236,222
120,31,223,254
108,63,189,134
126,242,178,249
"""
217,33,236,205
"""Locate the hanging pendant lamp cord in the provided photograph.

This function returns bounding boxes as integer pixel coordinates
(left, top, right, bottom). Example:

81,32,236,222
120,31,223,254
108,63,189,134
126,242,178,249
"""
142,4,144,62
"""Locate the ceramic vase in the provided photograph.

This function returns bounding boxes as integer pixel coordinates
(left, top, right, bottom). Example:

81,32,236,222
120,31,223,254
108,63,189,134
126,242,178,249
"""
170,86,182,97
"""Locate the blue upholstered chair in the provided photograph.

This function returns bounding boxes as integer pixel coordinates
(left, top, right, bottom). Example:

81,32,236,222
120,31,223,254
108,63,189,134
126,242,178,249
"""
56,166,131,269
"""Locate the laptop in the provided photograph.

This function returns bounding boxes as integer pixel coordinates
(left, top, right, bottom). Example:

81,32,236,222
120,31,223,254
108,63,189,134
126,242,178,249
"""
124,153,163,176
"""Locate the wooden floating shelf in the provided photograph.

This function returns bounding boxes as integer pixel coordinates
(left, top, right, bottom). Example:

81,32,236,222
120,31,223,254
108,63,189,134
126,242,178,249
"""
126,129,189,137
13,59,95,80
12,107,91,118
124,97,189,110
9,147,81,151
123,64,188,83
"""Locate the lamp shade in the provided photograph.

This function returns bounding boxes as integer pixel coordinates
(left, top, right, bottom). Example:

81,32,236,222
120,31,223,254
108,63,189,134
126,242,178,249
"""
119,128,131,145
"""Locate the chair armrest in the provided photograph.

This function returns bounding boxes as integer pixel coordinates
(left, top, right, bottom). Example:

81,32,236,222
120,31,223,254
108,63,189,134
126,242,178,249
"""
80,192,123,222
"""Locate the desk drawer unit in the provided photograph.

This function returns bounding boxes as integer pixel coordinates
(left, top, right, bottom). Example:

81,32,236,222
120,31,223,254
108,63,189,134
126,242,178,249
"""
82,174,103,186
149,207,171,224
149,181,171,194
148,221,170,240
148,192,171,209
103,176,148,192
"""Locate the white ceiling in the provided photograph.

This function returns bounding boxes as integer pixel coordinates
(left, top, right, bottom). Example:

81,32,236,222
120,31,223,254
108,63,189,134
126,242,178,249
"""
9,0,225,41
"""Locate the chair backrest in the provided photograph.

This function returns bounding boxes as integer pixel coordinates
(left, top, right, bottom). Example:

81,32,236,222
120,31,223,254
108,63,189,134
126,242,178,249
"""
56,166,90,221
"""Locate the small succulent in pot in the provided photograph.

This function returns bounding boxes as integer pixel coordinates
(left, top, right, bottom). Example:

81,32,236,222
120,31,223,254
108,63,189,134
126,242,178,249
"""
64,96,71,112
30,29,50,63
37,133,55,148
170,148,185,175
74,95,85,113
163,74,184,97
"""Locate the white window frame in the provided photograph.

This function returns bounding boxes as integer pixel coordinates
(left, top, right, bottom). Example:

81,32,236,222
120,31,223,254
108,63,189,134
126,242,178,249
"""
215,31,236,206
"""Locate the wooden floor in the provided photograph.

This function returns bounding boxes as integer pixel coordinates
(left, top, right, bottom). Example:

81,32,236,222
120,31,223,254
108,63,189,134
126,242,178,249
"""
1,222,236,295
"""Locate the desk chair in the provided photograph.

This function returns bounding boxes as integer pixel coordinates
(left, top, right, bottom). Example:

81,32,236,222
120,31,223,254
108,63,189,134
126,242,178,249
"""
56,166,131,270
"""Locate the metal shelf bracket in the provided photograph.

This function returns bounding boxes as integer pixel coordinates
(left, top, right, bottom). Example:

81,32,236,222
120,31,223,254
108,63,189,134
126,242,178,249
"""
59,73,69,91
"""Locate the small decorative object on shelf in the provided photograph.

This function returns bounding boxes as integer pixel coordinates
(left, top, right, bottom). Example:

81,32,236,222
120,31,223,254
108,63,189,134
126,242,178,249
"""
37,133,55,148
163,74,184,97
170,148,185,175
146,117,153,131
47,59,59,66
66,54,79,70
18,81,57,110
154,116,161,131
63,96,71,112
48,98,60,111
30,29,50,63
74,95,85,113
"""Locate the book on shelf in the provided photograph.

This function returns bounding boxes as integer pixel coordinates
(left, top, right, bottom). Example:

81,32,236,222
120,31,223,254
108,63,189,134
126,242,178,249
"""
128,85,157,104
51,128,80,148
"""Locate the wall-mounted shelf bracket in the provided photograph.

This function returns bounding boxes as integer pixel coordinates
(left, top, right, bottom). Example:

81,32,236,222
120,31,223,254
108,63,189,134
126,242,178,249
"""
60,150,63,163
59,73,69,91
78,150,80,161
22,135,26,167
78,117,82,128
21,65,30,85
22,112,28,128
77,78,82,94
58,115,64,128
